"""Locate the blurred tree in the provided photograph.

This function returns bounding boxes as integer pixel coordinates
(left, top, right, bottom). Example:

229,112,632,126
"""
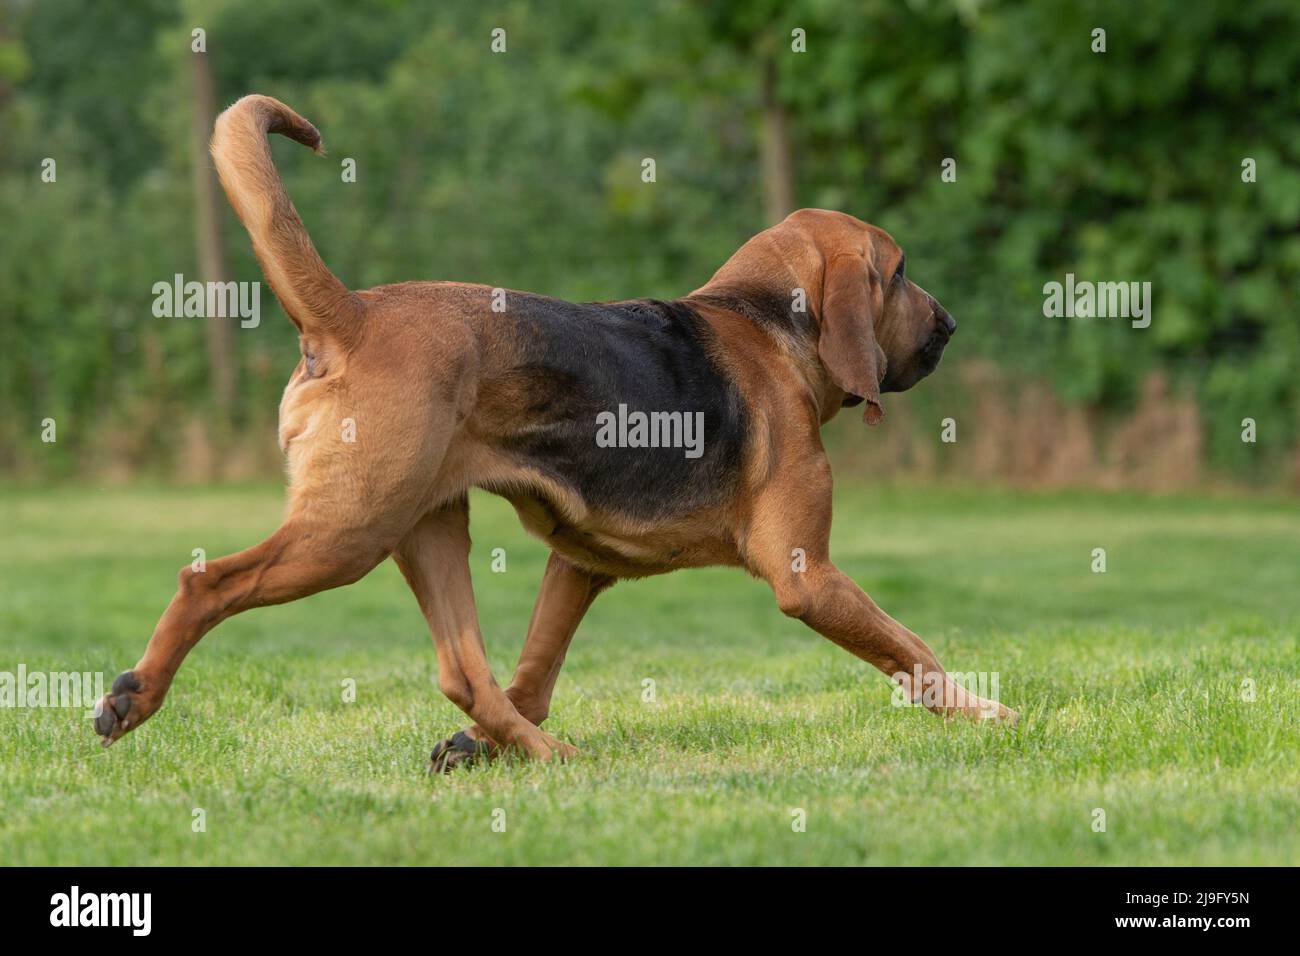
190,43,236,438
693,0,796,224
1,0,1297,483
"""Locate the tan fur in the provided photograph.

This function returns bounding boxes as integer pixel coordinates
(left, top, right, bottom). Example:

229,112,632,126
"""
95,97,1014,762
210,95,360,343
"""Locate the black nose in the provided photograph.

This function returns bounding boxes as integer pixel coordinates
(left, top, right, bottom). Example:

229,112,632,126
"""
937,308,956,336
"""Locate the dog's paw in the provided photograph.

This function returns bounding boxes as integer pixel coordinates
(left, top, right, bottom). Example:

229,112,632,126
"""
93,671,157,747
971,699,1019,725
538,734,578,762
429,730,495,773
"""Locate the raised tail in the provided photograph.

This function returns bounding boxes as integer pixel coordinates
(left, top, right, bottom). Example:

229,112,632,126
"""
210,94,359,343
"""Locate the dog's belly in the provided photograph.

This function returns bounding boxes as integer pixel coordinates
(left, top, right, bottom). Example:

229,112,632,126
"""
501,490,740,578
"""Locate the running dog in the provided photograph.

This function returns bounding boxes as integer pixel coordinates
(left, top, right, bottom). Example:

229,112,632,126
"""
95,95,1015,769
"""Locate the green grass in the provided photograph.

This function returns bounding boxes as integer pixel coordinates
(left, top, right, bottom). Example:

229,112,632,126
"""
1,481,1298,865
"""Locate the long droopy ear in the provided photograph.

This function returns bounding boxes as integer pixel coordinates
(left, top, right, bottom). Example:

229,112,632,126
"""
818,253,885,425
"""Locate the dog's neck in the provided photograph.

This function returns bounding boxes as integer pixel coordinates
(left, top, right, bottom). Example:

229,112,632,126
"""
686,283,850,425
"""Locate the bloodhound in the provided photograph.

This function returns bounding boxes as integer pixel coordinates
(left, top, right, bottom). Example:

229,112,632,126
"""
95,95,1016,769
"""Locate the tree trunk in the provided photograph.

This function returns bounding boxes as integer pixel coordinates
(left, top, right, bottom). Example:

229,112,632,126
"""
759,52,795,226
189,48,236,445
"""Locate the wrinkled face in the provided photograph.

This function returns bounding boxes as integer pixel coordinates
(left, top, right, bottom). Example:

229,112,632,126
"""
867,231,956,394
697,209,954,425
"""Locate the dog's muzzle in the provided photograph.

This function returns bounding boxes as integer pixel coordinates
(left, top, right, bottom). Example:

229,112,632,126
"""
919,306,955,373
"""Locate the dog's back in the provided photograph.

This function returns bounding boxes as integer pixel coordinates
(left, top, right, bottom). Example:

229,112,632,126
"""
469,292,749,518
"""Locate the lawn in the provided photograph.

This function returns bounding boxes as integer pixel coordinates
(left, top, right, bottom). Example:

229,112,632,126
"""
1,481,1297,865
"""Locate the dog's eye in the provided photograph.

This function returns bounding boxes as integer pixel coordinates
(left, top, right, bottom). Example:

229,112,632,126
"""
893,255,905,282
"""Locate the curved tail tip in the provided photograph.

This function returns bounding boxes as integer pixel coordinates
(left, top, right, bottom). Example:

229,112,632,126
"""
280,120,323,153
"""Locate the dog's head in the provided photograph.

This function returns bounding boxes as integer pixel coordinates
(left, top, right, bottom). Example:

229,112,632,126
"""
702,208,955,425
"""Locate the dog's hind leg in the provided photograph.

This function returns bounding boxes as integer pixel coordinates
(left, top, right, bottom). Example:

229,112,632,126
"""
394,502,579,769
95,366,461,748
94,515,399,746
429,552,613,770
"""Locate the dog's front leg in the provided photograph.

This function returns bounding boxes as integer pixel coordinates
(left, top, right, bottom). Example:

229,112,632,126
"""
744,456,1017,723
776,564,1015,721
505,553,614,723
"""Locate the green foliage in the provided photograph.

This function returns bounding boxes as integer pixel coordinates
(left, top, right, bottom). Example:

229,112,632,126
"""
1,0,1297,478
787,0,1300,473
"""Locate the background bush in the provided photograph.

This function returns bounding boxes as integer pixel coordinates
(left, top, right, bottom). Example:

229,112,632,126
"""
1,0,1297,483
